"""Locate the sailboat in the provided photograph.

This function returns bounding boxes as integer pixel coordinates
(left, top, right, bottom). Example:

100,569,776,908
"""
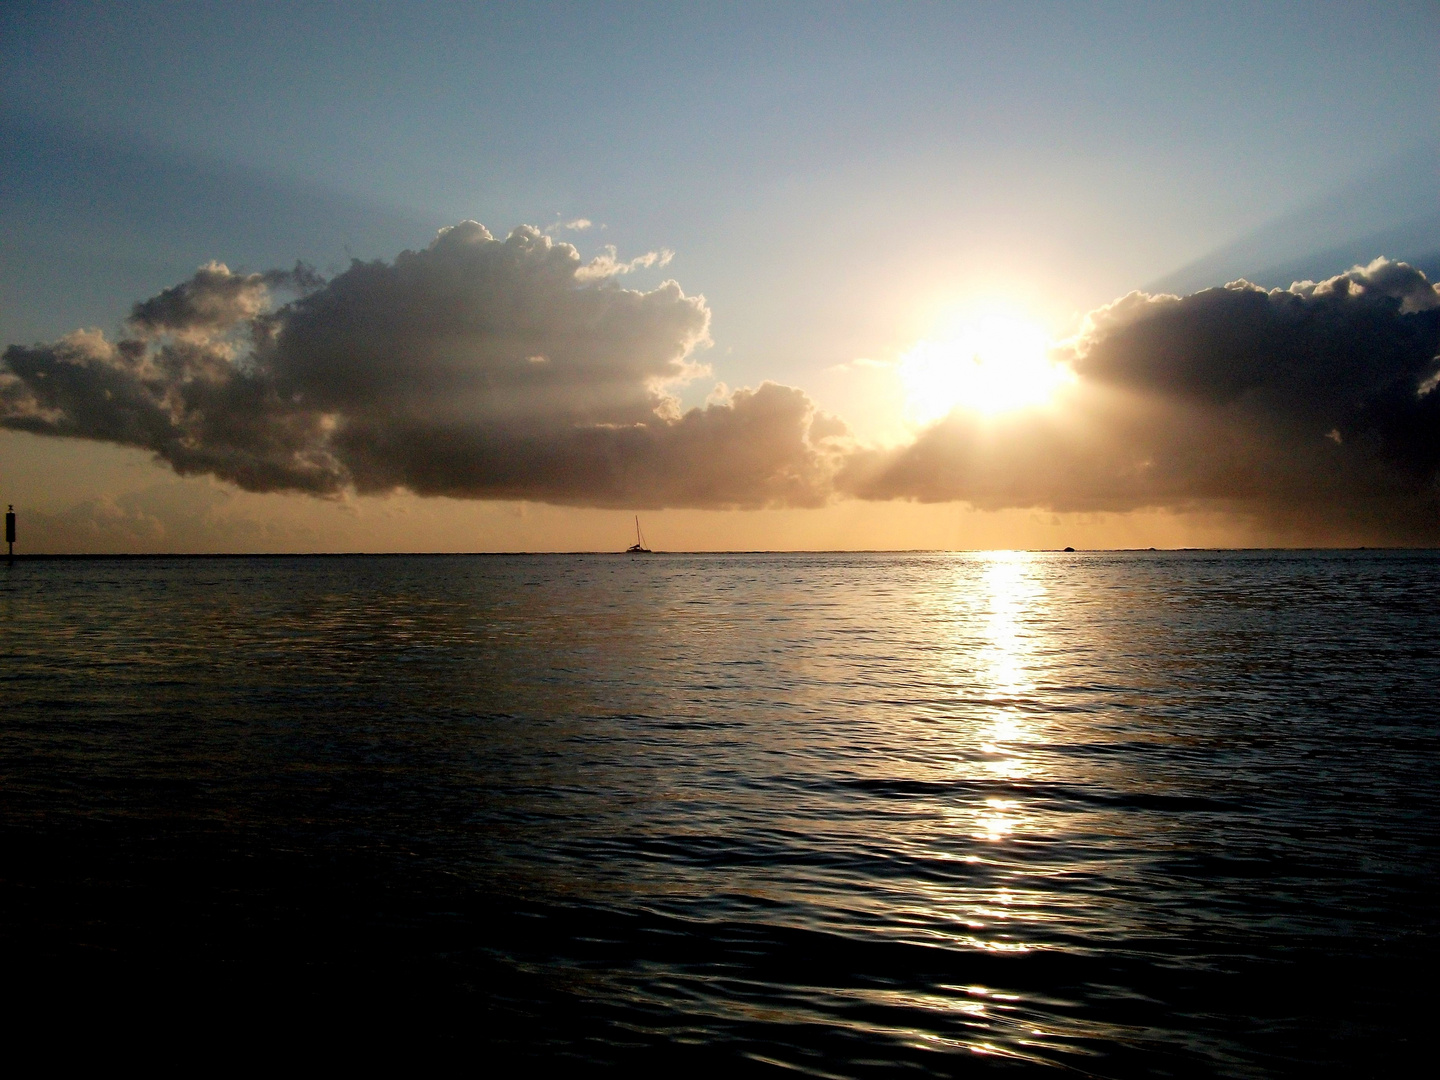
626,516,652,554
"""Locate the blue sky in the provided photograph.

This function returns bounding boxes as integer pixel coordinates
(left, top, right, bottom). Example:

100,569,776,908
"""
2,2,1437,550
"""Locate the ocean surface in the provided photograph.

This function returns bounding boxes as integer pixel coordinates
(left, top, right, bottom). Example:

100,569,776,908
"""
2,550,1437,1074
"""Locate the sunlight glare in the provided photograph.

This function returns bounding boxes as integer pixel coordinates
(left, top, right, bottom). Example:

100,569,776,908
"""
899,314,1073,422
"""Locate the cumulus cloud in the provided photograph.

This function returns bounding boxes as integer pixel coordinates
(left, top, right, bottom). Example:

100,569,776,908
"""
1,222,843,509
6,230,1437,541
573,243,675,281
128,261,323,338
843,258,1440,541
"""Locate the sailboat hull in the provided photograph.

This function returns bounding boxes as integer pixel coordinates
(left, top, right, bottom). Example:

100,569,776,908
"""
625,517,651,553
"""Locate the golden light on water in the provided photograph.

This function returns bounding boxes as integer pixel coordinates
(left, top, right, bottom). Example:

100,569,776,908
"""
976,797,1020,841
921,550,1053,962
922,553,1053,982
976,551,1043,783
971,559,1028,847
899,314,1073,422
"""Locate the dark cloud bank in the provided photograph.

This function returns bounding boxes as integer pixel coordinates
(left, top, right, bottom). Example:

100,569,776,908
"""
846,258,1440,541
4,224,1439,542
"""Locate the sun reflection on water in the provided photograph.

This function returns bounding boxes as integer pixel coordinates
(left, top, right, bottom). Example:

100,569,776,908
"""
979,555,1038,689
916,552,1058,958
969,551,1047,794
975,798,1020,841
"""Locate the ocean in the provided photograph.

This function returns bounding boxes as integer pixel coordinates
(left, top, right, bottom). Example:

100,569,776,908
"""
2,550,1436,1074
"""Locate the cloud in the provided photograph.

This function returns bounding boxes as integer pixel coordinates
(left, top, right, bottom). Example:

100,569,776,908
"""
573,243,675,281
542,217,594,234
1,222,842,509
6,228,1437,542
843,258,1440,542
20,482,317,554
128,261,323,338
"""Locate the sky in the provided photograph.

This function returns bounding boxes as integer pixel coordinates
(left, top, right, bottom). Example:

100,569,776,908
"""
2,0,1438,552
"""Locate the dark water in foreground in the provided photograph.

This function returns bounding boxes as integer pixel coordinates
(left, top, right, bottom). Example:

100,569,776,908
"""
2,551,1437,1074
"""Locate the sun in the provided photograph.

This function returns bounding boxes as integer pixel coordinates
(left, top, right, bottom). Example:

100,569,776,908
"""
898,313,1073,422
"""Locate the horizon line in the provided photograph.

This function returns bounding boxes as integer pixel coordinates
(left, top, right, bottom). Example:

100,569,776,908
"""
3,546,1431,560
